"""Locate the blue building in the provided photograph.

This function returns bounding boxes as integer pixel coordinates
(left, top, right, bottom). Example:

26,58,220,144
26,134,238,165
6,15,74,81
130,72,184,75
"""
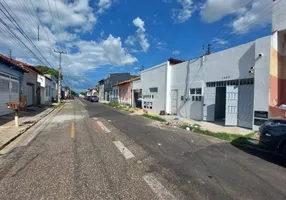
0,54,28,116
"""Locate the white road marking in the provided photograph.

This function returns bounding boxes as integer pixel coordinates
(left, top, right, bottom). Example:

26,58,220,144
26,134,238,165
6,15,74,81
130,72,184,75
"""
143,174,176,200
78,99,84,106
97,121,110,133
113,141,135,159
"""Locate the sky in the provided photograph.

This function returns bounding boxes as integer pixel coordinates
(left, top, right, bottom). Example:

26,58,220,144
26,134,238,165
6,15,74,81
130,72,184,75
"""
0,0,277,92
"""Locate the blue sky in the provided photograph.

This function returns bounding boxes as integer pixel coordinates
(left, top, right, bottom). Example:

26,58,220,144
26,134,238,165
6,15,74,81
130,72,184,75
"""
0,0,274,92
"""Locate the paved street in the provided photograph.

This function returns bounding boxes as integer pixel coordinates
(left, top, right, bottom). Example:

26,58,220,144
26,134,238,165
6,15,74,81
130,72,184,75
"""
0,98,285,200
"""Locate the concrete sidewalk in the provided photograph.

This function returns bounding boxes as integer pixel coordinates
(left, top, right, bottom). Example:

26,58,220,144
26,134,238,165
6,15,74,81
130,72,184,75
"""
126,107,253,135
0,106,55,150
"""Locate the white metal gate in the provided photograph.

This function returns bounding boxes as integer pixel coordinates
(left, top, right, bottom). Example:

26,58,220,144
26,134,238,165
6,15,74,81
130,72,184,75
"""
238,85,254,129
0,74,19,116
27,84,33,106
171,90,178,115
203,87,216,122
225,86,239,126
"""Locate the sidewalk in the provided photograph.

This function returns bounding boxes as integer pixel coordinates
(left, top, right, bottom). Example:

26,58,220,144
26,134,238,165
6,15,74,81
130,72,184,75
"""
0,106,55,150
128,108,252,135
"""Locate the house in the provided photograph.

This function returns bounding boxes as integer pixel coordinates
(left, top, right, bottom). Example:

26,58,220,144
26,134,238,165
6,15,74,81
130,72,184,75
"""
137,2,286,131
0,54,29,116
132,78,142,108
113,77,139,106
15,61,42,106
44,75,52,104
111,85,119,102
87,88,97,97
98,73,137,101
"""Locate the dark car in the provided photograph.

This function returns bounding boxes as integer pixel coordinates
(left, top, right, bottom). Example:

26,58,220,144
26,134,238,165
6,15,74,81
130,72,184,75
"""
259,119,286,155
90,96,99,102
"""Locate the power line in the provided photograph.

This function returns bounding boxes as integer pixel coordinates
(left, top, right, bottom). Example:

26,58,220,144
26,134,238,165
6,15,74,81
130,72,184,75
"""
0,2,54,68
209,0,254,45
212,0,284,49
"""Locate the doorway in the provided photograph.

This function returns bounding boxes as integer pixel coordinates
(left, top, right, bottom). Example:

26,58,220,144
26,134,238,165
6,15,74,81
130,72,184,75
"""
215,87,226,121
171,90,178,115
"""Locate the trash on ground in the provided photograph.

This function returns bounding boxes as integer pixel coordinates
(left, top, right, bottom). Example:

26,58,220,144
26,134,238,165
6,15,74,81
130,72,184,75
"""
186,127,191,131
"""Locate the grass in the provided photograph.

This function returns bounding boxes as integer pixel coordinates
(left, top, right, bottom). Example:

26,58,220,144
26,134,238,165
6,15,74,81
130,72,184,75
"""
52,102,65,109
180,123,260,147
142,114,166,122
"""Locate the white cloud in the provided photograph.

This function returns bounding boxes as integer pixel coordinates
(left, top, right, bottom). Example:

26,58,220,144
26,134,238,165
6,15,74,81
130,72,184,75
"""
212,38,228,45
98,0,112,14
173,50,180,55
200,0,272,33
172,0,196,23
0,0,137,91
125,36,136,46
133,17,150,52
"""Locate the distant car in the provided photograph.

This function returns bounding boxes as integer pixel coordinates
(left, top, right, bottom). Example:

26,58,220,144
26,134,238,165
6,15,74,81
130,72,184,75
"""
89,96,99,102
85,96,91,101
259,119,286,155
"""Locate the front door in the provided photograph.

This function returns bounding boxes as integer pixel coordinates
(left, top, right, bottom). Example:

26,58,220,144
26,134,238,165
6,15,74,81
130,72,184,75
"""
171,90,178,115
203,87,216,121
27,84,34,106
225,85,239,126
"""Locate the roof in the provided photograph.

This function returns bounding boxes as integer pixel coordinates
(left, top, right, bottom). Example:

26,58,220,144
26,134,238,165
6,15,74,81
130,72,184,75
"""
168,58,185,65
113,76,140,86
15,59,45,75
44,74,52,81
0,54,29,72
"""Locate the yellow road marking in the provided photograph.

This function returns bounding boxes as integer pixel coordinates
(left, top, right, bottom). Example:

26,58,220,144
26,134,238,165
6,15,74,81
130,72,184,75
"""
71,122,75,138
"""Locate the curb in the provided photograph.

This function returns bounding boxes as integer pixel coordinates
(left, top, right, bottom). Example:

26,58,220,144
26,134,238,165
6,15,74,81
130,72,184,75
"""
0,104,65,151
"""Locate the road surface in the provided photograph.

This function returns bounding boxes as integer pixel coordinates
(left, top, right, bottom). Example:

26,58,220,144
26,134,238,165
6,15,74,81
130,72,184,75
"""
0,98,285,200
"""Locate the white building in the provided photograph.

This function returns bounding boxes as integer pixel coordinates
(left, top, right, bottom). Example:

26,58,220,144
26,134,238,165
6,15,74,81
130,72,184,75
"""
139,1,286,130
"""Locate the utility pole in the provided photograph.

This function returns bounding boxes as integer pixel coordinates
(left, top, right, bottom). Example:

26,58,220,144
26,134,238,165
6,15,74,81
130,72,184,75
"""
54,50,67,103
9,49,11,58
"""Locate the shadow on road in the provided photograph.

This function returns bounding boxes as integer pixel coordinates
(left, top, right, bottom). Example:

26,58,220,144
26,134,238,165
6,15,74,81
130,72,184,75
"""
231,137,286,168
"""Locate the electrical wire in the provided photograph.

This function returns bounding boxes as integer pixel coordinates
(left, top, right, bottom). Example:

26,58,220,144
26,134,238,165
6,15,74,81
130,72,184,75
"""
212,0,284,49
0,1,54,68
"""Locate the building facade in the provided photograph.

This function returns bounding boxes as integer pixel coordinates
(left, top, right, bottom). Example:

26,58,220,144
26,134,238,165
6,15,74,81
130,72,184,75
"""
139,31,286,130
113,77,139,106
0,54,28,116
98,73,136,101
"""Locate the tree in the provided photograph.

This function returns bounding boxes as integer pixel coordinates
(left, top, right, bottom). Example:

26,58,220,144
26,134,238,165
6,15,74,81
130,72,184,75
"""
80,92,87,96
71,90,77,96
36,65,63,80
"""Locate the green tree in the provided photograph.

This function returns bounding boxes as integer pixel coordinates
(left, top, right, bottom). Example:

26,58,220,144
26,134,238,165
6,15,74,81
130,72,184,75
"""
80,92,87,96
36,65,62,80
71,90,77,96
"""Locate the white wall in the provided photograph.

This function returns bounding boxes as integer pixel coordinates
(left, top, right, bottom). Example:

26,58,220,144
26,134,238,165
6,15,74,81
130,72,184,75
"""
252,36,271,130
133,80,141,90
141,62,168,113
44,78,51,104
170,36,271,123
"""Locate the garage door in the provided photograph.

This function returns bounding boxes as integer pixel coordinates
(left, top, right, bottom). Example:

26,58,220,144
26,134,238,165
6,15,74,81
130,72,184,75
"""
238,85,254,129
27,84,33,106
0,73,19,116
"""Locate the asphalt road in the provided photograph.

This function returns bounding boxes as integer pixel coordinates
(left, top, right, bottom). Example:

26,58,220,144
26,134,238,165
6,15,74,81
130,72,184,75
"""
0,99,285,200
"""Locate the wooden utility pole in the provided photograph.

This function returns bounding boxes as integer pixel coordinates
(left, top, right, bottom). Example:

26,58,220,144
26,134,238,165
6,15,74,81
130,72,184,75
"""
54,50,67,103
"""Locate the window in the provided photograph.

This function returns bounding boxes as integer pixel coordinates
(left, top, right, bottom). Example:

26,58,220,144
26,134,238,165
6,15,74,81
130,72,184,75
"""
0,78,9,92
149,87,158,93
11,82,19,93
190,88,202,102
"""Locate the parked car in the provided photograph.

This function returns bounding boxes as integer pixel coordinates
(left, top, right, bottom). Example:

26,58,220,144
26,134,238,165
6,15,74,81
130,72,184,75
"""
90,96,99,102
85,96,91,101
259,119,286,155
